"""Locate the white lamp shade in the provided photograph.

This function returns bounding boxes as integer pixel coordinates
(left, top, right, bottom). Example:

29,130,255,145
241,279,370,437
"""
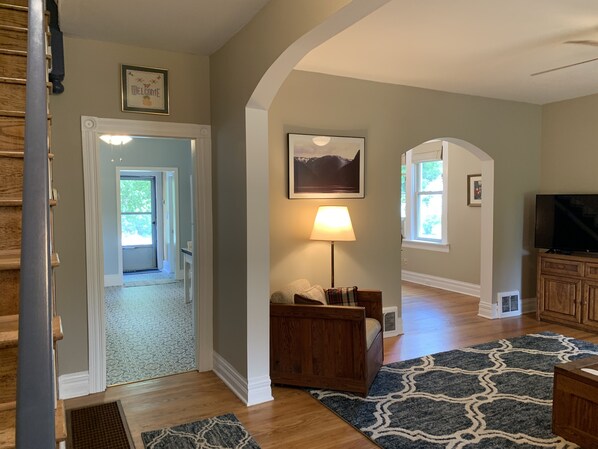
310,206,356,241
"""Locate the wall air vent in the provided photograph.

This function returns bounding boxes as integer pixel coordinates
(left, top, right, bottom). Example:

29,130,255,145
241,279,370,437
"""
382,306,400,338
498,290,521,318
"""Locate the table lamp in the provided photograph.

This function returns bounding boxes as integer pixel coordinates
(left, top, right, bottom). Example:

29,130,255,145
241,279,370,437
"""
310,206,356,288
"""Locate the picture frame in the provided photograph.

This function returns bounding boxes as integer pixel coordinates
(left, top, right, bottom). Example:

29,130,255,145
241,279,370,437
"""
121,64,169,115
288,133,365,199
467,174,482,207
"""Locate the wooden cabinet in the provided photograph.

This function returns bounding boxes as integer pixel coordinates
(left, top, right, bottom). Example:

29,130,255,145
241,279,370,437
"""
552,356,598,449
537,252,598,332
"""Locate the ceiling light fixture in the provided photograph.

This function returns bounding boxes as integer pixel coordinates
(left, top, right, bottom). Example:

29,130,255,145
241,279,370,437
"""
100,135,132,145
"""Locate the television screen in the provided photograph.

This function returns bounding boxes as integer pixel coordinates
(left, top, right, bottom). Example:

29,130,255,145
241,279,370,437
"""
535,194,598,253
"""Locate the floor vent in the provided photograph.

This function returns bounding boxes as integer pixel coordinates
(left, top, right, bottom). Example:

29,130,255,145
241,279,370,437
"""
498,290,521,318
382,306,400,338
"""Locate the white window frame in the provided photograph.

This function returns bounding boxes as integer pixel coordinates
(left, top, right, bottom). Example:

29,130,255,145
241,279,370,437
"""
402,141,449,252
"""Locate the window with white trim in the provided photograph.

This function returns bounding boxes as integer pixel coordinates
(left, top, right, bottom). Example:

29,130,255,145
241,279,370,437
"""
401,141,449,250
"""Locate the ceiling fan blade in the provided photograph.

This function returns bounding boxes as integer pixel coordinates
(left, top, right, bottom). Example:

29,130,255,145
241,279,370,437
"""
565,40,598,47
531,56,598,76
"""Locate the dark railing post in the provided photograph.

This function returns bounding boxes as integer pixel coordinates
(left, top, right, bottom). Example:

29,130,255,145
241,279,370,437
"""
15,0,53,447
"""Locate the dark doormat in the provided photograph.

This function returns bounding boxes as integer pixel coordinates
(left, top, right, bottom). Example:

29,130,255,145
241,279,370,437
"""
67,400,135,449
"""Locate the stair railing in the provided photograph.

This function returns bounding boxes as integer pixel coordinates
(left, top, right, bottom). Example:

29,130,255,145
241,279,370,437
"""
15,0,54,447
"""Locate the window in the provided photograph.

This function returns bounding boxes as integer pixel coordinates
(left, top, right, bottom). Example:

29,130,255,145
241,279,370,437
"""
120,177,155,246
401,142,448,251
415,160,443,241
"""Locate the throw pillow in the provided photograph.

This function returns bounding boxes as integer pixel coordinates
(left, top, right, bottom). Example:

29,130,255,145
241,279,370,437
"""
294,294,324,305
294,284,326,305
270,278,311,304
326,286,358,306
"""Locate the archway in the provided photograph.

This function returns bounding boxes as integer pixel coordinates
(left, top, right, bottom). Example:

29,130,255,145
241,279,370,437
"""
401,138,494,319
241,0,391,405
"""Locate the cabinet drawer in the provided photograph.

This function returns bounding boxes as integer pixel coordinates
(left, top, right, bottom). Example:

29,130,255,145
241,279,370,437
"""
540,258,583,277
585,262,598,280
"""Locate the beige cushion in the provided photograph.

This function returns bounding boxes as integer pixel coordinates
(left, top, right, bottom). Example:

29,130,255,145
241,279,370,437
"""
296,284,326,305
270,278,311,304
365,318,381,349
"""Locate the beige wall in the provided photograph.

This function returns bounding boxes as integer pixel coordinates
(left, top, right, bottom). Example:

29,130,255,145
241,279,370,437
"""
402,142,482,285
51,36,210,375
210,0,354,378
541,93,598,193
269,71,541,312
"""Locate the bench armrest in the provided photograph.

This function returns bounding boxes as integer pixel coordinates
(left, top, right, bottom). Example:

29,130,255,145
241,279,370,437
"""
356,289,383,325
270,303,365,321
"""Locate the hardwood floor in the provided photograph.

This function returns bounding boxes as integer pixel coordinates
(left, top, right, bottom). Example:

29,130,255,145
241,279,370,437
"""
65,281,598,449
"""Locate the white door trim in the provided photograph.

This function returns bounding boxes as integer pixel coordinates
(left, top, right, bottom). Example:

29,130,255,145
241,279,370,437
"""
81,116,213,393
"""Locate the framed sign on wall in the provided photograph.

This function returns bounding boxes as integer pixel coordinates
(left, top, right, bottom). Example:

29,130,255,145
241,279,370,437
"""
121,64,169,115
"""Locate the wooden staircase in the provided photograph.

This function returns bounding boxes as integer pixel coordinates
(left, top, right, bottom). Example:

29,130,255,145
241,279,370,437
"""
0,1,65,448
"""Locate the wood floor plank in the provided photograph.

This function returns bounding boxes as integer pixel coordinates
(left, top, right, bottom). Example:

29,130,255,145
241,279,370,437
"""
65,281,598,448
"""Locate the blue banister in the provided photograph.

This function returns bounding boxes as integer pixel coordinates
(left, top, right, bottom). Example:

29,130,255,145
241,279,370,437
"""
15,0,54,447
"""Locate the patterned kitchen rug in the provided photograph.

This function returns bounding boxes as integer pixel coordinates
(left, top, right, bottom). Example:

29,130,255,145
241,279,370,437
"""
310,332,598,448
141,413,261,449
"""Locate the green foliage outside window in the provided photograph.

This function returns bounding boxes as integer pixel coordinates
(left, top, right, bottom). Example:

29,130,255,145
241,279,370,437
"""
120,179,152,213
120,178,153,246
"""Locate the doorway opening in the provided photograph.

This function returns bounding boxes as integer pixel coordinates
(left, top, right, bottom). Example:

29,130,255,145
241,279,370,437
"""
400,138,494,322
120,173,159,273
100,138,195,386
82,116,213,393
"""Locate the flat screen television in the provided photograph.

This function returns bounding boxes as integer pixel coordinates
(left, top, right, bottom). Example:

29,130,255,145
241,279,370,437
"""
535,194,598,253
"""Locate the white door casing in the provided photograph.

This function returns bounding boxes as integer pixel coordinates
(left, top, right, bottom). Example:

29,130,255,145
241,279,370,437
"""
81,116,213,393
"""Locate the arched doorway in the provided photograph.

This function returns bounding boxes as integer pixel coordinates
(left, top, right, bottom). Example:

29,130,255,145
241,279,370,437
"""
401,138,495,319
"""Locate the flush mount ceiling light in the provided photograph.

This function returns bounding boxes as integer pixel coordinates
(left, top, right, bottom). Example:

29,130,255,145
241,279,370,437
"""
100,135,132,145
312,136,331,146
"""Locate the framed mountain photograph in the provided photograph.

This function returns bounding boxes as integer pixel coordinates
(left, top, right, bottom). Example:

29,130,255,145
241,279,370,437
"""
288,133,365,199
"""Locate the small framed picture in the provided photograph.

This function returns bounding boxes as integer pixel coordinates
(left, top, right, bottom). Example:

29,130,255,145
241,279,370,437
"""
288,133,365,199
121,64,169,115
467,174,482,207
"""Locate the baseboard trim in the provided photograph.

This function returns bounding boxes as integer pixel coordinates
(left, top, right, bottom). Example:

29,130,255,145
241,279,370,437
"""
213,352,273,407
246,375,274,406
522,297,537,314
402,270,480,297
58,371,90,399
104,274,123,287
478,301,499,319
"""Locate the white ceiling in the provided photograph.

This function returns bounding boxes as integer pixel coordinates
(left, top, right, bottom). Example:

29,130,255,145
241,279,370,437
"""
296,0,598,105
57,0,271,56
58,0,598,105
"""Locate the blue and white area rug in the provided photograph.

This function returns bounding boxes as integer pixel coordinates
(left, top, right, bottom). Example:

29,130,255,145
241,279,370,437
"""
141,413,261,449
311,333,598,448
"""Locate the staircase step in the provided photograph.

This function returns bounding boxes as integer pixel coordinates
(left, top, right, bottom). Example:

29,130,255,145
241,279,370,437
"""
0,249,59,270
0,111,52,152
0,203,20,251
0,315,63,349
0,1,27,7
0,50,26,79
0,197,56,206
0,4,27,28
0,78,52,113
0,151,54,197
0,399,66,449
0,250,59,316
0,25,27,52
0,198,56,251
0,269,18,316
0,315,63,403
